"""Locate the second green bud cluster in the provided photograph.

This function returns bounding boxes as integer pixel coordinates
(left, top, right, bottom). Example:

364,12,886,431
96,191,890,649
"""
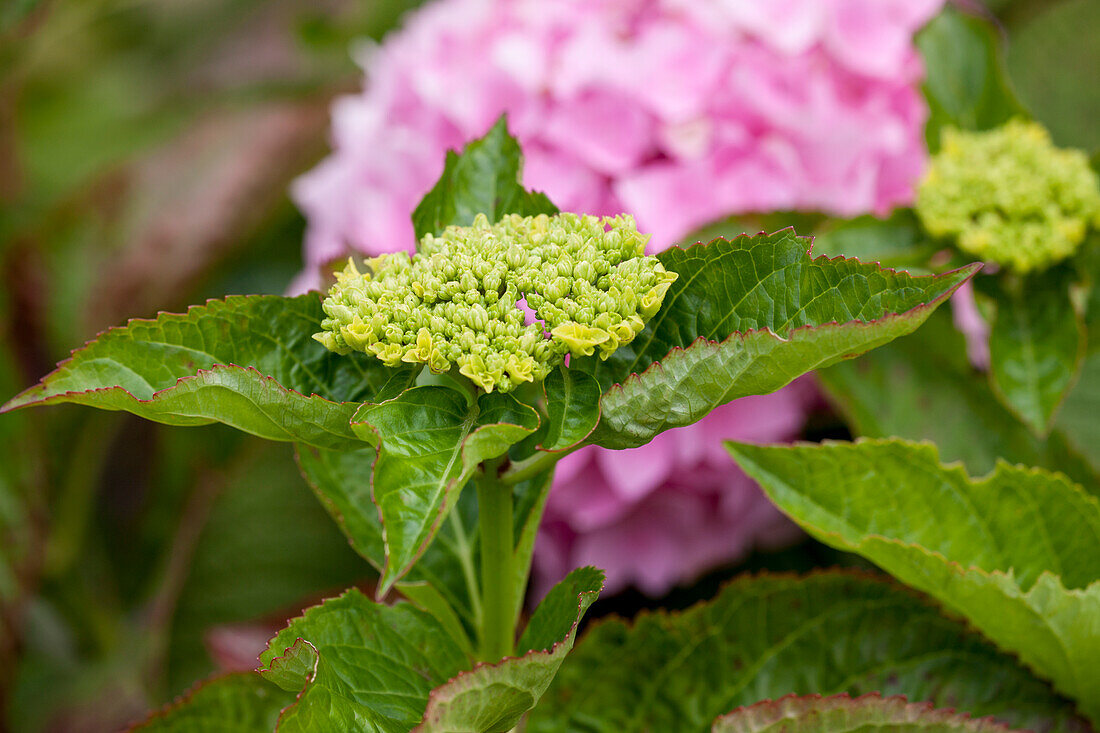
315,212,678,393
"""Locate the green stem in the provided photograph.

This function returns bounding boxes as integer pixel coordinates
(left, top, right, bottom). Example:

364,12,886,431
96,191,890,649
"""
500,444,577,485
476,457,515,661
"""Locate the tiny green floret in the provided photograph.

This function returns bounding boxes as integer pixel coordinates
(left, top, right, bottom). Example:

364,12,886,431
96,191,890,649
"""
315,213,677,392
916,119,1100,273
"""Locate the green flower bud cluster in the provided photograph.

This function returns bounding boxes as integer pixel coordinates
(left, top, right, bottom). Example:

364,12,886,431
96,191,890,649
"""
315,212,678,392
916,120,1100,273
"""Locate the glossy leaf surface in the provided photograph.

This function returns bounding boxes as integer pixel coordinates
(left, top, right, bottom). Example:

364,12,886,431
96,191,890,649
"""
585,231,978,448
1,294,415,448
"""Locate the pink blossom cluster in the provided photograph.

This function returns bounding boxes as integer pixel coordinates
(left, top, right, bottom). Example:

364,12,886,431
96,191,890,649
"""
293,0,942,595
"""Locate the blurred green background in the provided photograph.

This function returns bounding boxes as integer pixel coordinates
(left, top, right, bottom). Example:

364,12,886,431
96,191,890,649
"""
1,0,1097,729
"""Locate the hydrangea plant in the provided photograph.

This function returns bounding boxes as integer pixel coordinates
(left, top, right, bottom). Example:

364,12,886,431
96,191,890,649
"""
7,121,1097,732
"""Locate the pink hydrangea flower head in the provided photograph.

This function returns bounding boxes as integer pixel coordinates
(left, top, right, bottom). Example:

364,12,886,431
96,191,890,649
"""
293,0,942,594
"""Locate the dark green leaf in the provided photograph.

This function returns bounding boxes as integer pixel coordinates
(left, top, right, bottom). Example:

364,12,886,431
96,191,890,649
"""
728,439,1100,722
0,294,417,448
259,572,600,732
817,309,1099,491
918,7,1024,149
418,567,602,732
132,672,293,732
411,116,558,241
713,694,1022,733
259,591,468,732
528,572,1088,733
518,566,603,655
585,231,978,449
980,269,1084,435
349,386,539,595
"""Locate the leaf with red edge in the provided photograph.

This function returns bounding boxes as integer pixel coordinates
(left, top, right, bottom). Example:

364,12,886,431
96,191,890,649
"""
0,294,418,448
583,230,979,449
416,567,602,732
254,570,601,731
130,672,292,732
528,571,1087,733
713,694,1018,733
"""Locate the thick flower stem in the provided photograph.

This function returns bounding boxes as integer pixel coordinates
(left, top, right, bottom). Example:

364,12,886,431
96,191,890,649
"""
476,457,516,662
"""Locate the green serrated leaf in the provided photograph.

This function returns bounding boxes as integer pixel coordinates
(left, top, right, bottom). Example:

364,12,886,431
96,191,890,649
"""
728,439,1100,722
411,116,558,241
0,294,417,448
584,231,977,449
259,591,469,731
979,269,1085,435
417,566,602,732
918,6,1024,150
712,694,1020,733
811,211,939,274
528,572,1088,733
132,672,293,732
349,386,538,595
817,310,1099,491
258,573,600,732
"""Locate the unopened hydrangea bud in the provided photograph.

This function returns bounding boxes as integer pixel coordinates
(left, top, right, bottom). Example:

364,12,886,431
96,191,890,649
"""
315,212,678,392
916,120,1100,273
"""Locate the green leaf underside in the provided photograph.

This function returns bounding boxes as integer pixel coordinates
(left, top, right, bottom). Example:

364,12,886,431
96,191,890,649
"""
727,440,1100,722
713,694,1017,733
585,231,978,449
258,570,599,732
132,672,293,732
350,386,538,596
816,310,1099,492
527,572,1087,733
0,294,417,448
417,567,601,732
411,116,558,242
980,269,1084,435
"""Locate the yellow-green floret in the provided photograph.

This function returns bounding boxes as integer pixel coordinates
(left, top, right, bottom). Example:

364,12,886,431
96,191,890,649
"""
916,120,1100,273
314,213,678,392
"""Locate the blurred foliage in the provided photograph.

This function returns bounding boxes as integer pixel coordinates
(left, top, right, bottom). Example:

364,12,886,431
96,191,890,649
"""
0,0,423,729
